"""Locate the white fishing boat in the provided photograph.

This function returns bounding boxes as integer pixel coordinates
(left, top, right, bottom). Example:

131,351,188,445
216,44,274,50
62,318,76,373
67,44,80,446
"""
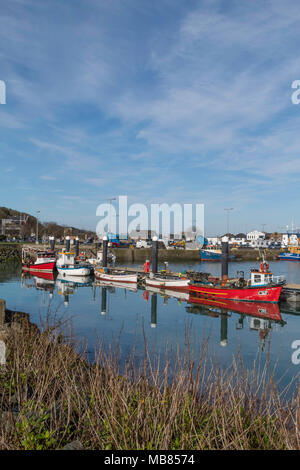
94,267,137,283
145,274,190,291
56,251,92,277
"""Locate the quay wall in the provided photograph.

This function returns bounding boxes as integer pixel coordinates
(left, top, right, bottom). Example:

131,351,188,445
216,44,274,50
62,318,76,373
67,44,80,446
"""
110,248,281,263
17,244,281,265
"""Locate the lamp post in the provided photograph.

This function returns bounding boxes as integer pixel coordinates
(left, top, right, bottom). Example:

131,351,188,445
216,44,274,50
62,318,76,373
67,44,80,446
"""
36,210,40,245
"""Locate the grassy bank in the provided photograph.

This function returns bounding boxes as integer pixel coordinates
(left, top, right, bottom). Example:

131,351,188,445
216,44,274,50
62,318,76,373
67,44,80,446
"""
0,311,299,450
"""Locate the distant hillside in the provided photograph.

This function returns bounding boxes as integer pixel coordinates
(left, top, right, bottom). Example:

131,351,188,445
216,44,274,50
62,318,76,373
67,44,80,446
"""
0,206,95,239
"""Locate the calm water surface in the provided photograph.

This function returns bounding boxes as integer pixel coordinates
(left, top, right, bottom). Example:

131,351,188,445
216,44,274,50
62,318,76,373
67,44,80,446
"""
1,259,300,391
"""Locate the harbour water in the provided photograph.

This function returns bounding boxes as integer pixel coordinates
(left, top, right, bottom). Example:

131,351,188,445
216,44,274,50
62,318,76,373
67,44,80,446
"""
1,259,300,393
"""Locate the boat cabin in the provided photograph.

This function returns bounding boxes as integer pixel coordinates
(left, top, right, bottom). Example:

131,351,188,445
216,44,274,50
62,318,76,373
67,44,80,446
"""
250,262,273,286
287,246,300,255
35,251,56,265
57,251,76,267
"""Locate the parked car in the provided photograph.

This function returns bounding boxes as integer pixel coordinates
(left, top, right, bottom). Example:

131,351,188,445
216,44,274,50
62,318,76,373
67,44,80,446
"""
136,240,152,249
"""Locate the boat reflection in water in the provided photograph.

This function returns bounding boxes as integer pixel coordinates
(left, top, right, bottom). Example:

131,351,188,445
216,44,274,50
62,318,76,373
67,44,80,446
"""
21,271,56,299
56,273,93,306
20,271,287,350
95,280,137,292
186,294,285,349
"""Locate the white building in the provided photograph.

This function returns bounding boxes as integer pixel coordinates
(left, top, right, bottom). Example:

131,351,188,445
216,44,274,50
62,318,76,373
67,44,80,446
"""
281,234,299,247
206,237,220,246
249,238,270,248
230,233,247,246
247,230,265,242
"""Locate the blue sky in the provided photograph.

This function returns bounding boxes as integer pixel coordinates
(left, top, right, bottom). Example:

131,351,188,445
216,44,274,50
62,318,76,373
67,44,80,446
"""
1,0,300,235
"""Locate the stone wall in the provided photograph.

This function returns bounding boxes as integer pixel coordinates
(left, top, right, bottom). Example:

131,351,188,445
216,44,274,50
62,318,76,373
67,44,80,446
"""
0,244,21,265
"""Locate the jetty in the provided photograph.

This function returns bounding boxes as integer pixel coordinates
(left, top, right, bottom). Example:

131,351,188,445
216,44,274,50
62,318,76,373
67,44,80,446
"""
280,284,300,303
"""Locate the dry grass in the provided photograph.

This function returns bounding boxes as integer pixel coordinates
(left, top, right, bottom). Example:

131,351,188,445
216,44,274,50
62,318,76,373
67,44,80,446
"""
0,313,299,450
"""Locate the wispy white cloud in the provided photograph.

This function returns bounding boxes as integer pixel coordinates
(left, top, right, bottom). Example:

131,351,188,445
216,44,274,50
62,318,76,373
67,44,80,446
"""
40,175,56,181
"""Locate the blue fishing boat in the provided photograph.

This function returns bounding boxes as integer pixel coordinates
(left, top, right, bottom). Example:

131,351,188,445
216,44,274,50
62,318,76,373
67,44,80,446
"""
200,248,222,260
278,246,300,260
200,247,236,261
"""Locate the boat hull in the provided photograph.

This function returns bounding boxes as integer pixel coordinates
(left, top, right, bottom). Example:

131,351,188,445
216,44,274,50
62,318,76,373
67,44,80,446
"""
200,249,235,261
94,271,137,283
200,249,222,261
189,284,282,303
22,261,56,273
278,252,300,260
145,277,190,291
57,266,91,276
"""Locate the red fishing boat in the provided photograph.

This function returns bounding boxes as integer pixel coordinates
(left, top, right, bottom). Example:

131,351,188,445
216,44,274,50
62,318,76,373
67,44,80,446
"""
189,261,285,303
22,250,56,273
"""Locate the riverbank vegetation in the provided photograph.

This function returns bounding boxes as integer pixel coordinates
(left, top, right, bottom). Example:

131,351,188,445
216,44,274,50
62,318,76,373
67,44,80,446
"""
0,313,299,450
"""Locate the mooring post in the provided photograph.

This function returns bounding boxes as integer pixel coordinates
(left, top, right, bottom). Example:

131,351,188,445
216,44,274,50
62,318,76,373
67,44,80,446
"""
221,241,229,280
151,293,157,328
102,236,108,268
65,236,70,252
50,236,55,251
75,237,79,257
101,287,107,315
152,236,158,274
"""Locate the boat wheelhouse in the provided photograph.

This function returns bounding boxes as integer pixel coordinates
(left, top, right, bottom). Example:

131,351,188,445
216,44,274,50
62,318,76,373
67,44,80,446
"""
56,251,91,277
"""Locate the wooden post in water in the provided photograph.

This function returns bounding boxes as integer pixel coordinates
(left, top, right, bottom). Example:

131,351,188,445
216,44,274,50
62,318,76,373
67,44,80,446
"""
102,236,108,268
221,241,229,280
152,236,158,274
